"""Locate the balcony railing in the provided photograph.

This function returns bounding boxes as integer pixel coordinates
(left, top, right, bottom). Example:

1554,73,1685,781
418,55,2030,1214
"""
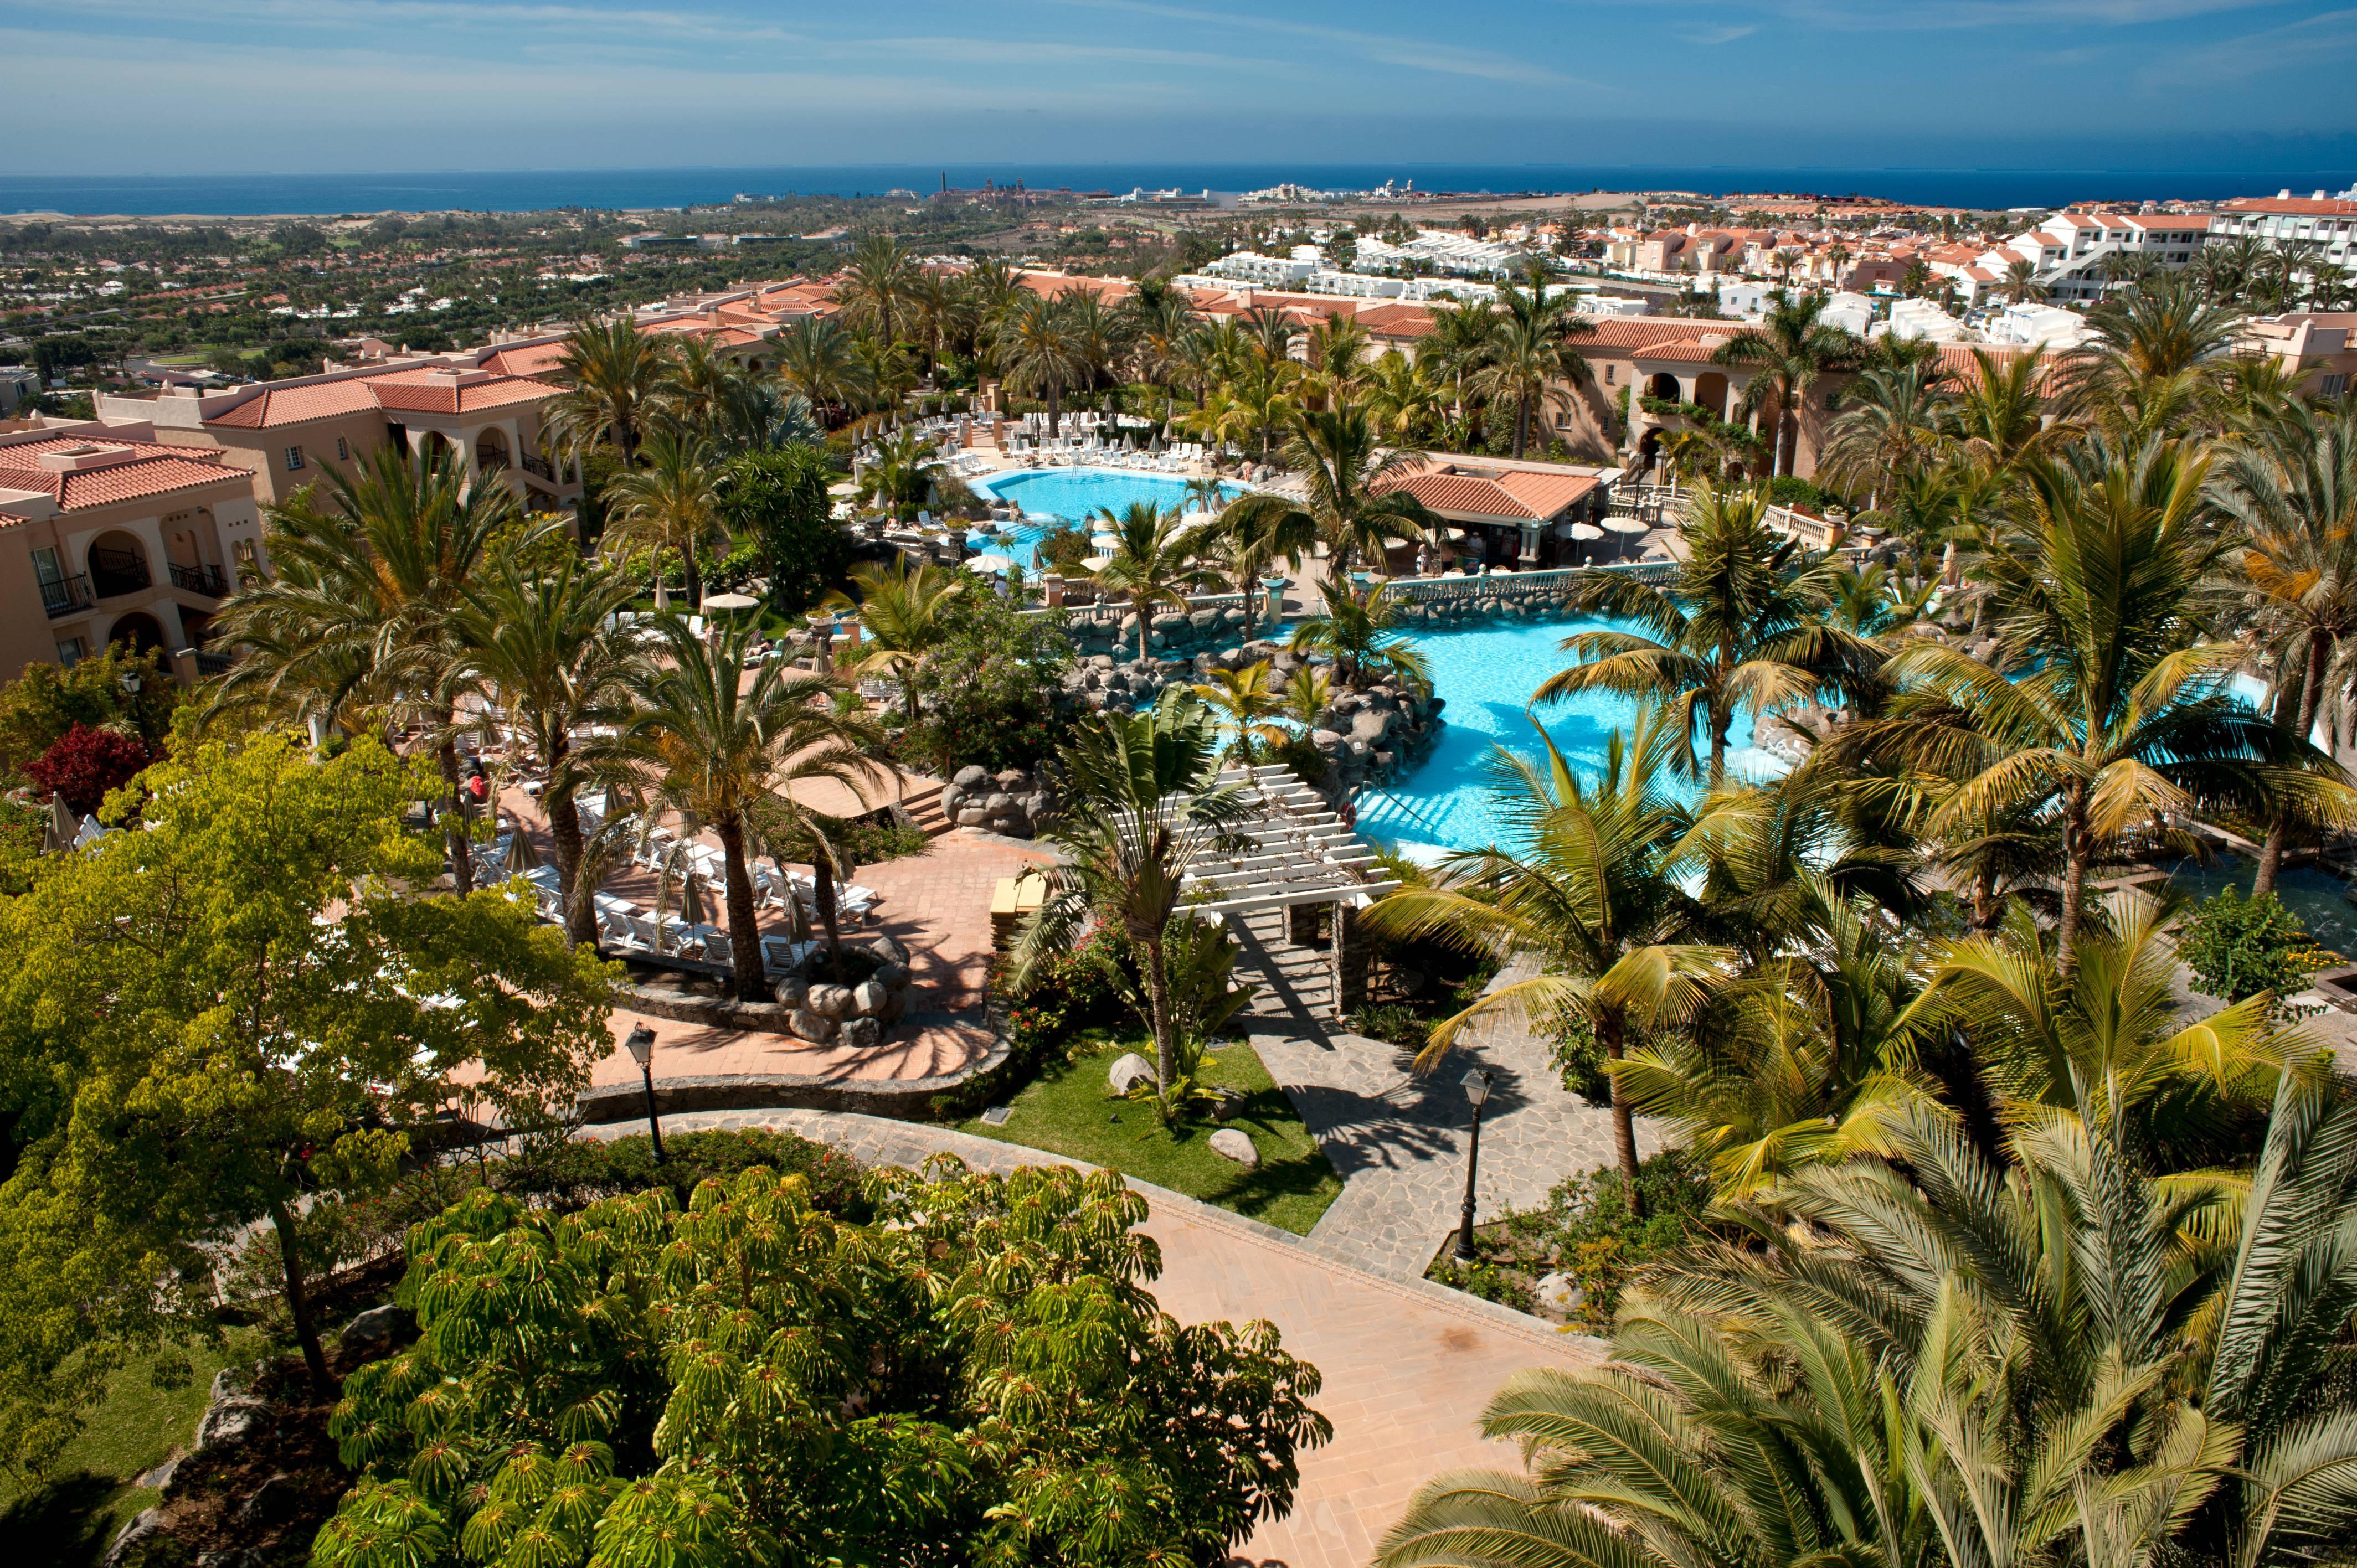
40,573,92,618
88,546,151,597
194,649,236,677
168,562,229,597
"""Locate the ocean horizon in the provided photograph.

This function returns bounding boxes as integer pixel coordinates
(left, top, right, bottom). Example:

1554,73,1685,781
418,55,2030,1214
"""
4,162,2354,219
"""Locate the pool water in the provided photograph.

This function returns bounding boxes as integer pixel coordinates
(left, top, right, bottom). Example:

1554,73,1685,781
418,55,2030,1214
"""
2158,855,2357,958
971,467,1242,569
1354,617,1783,853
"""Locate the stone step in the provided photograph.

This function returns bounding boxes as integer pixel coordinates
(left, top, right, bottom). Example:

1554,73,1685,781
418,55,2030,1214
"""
899,783,953,838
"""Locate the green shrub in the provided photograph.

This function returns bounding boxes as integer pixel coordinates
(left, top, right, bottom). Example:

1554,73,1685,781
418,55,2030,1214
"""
1546,1010,1614,1107
2180,885,2319,1008
723,445,850,614
904,591,1072,773
500,1128,870,1218
1768,474,1835,513
1468,1148,1716,1328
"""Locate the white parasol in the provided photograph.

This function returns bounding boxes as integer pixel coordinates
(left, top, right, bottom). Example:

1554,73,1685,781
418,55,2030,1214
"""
1568,522,1605,540
967,552,1015,573
1603,516,1651,534
1082,555,1116,572
702,591,761,612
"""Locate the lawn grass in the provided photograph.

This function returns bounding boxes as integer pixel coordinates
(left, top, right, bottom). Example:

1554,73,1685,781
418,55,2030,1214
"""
0,1333,256,1566
957,1033,1341,1235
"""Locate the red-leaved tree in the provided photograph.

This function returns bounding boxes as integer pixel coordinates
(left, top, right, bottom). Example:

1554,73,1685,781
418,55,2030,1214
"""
26,723,153,815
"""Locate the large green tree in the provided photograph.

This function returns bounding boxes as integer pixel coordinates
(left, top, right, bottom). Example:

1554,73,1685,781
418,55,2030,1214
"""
0,730,614,1420
312,1160,1330,1568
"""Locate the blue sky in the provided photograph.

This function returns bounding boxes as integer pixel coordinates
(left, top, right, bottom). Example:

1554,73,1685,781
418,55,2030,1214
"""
4,0,2356,174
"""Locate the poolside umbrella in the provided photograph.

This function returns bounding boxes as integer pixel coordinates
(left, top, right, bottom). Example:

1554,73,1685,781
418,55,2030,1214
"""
1082,555,1115,572
703,591,760,613
506,820,543,872
1568,522,1605,541
1602,516,1650,534
967,551,1015,574
604,784,626,822
43,793,76,855
682,872,709,928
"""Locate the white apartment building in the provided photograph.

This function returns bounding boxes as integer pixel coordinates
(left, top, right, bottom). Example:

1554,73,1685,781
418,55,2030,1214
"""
1985,302,2097,350
1198,251,1316,286
1354,230,1537,278
2211,193,2357,266
1973,211,2210,303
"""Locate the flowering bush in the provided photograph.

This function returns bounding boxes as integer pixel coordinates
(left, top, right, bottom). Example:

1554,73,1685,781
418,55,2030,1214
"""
24,720,152,814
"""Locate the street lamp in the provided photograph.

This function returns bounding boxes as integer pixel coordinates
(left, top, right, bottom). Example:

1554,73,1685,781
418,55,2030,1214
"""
1453,1069,1495,1262
624,1022,665,1162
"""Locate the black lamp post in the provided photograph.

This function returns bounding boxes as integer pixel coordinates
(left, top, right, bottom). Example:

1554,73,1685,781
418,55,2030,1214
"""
1453,1069,1495,1262
624,1022,665,1162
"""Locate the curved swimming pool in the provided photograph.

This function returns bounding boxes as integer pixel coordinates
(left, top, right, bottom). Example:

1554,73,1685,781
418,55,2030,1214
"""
970,467,1243,569
1354,617,1784,854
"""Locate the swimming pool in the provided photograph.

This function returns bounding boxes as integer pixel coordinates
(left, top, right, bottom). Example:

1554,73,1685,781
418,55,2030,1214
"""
1354,617,1783,853
970,467,1243,570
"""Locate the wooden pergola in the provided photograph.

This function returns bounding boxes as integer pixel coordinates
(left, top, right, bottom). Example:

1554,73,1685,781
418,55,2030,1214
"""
1180,765,1399,915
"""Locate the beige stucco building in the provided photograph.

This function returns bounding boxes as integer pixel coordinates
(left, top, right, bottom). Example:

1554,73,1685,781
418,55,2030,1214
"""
0,419,266,682
94,343,580,515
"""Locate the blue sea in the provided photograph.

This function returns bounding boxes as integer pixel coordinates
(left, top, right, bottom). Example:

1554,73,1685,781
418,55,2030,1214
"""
3,162,2351,218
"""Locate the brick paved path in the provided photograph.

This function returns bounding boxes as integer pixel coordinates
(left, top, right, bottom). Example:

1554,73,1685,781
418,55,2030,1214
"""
1241,955,1664,1281
578,1108,1603,1568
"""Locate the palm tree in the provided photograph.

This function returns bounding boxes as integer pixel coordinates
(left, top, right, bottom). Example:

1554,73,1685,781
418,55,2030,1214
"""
821,558,966,726
1241,303,1300,367
547,318,676,465
1090,502,1222,663
1382,1079,2357,1568
1214,403,1438,587
1057,288,1129,403
603,432,724,611
995,291,1084,437
1194,488,1311,639
773,317,868,427
1285,590,1432,695
1361,709,1712,1193
1466,280,1597,460
836,233,917,346
847,330,917,419
2002,255,2044,303
1542,482,1863,786
1711,290,1860,478
1818,362,1951,503
653,337,747,449
1944,345,2063,471
1304,313,1373,403
2054,274,2246,437
1848,442,2352,970
450,553,645,943
1362,350,1445,445
901,266,971,376
596,620,885,1002
1424,295,1500,441
1011,694,1253,1120
2214,400,2357,893
1192,661,1287,765
209,444,528,894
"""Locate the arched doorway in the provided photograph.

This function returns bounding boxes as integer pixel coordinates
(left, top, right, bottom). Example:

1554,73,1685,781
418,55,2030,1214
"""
475,429,510,471
1694,372,1729,419
1647,372,1682,403
1638,428,1664,472
86,529,152,597
106,611,167,656
421,431,454,462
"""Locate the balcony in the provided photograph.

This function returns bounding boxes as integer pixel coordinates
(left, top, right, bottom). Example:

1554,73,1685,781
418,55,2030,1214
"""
88,545,151,599
168,561,229,597
40,572,92,617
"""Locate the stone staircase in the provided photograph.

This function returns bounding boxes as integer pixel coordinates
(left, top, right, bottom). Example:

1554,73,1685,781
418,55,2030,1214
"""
898,782,952,838
1232,907,1336,1019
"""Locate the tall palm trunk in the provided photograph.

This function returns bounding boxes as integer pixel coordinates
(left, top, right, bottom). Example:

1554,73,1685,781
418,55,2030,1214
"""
2256,628,2330,897
439,735,475,895
2057,785,2092,976
717,819,765,1002
1047,383,1062,438
271,1198,332,1396
547,742,596,945
1514,392,1532,460
1141,926,1180,1121
682,542,704,613
1598,1008,1646,1215
815,859,844,984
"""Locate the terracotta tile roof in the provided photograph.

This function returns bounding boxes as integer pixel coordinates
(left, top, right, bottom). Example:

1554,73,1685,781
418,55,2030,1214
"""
0,436,246,514
1576,316,1743,352
207,378,383,428
209,367,557,426
367,369,559,415
2223,197,2357,218
1632,335,1736,363
1355,303,1436,338
481,341,570,377
1373,461,1599,522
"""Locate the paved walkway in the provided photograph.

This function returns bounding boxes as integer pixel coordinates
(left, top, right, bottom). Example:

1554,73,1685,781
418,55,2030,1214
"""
577,1108,1604,1568
1240,952,1664,1281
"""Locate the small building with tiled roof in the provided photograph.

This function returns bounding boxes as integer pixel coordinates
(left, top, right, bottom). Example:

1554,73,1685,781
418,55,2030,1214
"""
1372,453,1618,569
0,419,266,682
